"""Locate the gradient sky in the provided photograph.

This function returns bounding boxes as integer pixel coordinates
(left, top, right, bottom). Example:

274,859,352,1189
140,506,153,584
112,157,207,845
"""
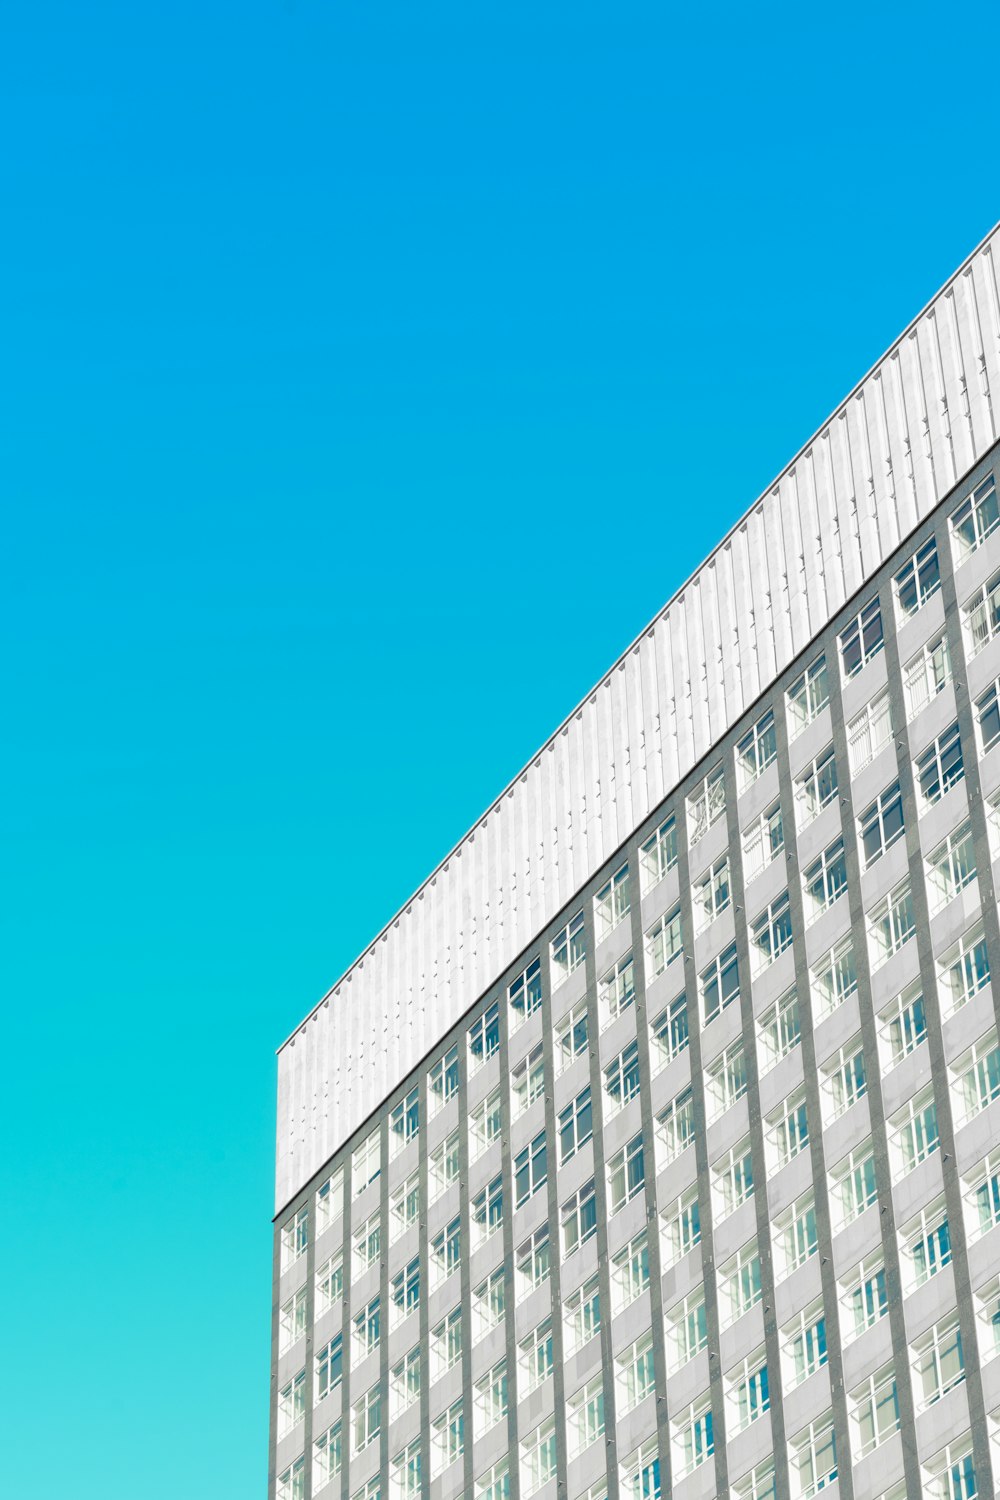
3,2,1000,1495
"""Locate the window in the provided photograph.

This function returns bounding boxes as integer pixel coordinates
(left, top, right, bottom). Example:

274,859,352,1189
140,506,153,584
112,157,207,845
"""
666,1289,707,1371
552,911,585,985
281,1205,309,1270
389,1173,420,1241
904,632,951,718
899,1198,951,1290
469,1001,501,1071
758,988,801,1071
389,1087,419,1155
895,536,940,617
472,1267,505,1340
750,890,794,970
430,1398,463,1473
964,569,1000,655
766,1090,809,1170
391,1256,421,1318
890,1088,939,1178
554,1001,589,1071
564,1274,600,1353
476,1362,509,1428
511,1045,545,1117
718,1240,762,1325
858,780,904,867
277,1369,305,1437
840,596,884,677
788,1415,836,1499
700,942,739,1025
562,1179,598,1254
829,1142,877,1228
475,1463,510,1500
672,1396,714,1479
645,905,682,978
509,957,542,1028
975,1276,1000,1363
640,815,677,890
520,1419,557,1497
428,1131,460,1200
661,1188,701,1267
912,1318,965,1410
316,1334,343,1399
848,690,892,773
803,837,847,918
471,1174,504,1243
514,1131,548,1206
621,1441,661,1500
782,1300,827,1390
595,863,630,939
611,1230,649,1309
966,1150,1000,1241
277,1458,305,1500
820,1037,866,1121
280,1288,307,1353
915,721,964,807
688,763,726,842
429,1222,460,1284
352,1384,382,1456
952,472,1000,556
609,1134,645,1212
617,1332,656,1413
727,1349,770,1433
428,1044,459,1112
656,1088,695,1165
811,936,858,1016
737,709,777,786
604,1040,641,1112
650,992,688,1068
705,1040,747,1121
849,1365,899,1459
939,923,990,1014
693,855,730,929
390,1348,420,1419
353,1296,380,1363
976,675,1000,752
868,879,915,968
314,1422,342,1491
559,1086,593,1163
599,952,635,1026
787,654,830,735
429,1307,462,1378
743,799,784,879
515,1226,550,1299
839,1254,888,1341
518,1318,554,1391
952,1030,1000,1125
879,982,927,1069
922,1439,978,1500
796,745,839,825
353,1212,381,1274
713,1136,754,1216
732,1460,777,1500
567,1376,605,1457
390,1440,421,1499
316,1168,344,1234
927,820,977,912
469,1101,502,1177
773,1192,818,1278
352,1131,381,1196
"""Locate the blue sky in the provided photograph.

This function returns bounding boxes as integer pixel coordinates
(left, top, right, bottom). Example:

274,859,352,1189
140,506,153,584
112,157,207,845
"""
3,2,999,1495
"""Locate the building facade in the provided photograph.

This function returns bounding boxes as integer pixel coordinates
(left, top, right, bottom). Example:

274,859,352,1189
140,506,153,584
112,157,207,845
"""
271,229,1000,1500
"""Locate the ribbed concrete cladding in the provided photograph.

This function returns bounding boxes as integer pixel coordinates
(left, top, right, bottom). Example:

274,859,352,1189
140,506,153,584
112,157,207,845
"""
271,440,1000,1500
277,225,1000,1212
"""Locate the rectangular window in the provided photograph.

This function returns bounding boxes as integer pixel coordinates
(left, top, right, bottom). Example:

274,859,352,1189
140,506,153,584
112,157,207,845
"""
390,1348,421,1419
608,1134,645,1213
639,815,677,890
562,1179,598,1255
277,1458,305,1500
471,1175,504,1243
564,1275,601,1354
611,1230,649,1310
926,819,976,912
428,1131,460,1201
551,911,586,985
595,862,630,939
280,1288,308,1353
878,982,927,1070
604,1039,641,1112
839,1254,888,1341
391,1255,421,1318
314,1421,342,1489
939,922,991,1015
509,958,542,1028
656,1089,695,1166
732,1460,777,1500
840,596,884,678
688,763,726,843
737,708,778,787
899,1197,951,1291
788,1415,837,1499
963,568,1000,656
514,1131,548,1207
558,1086,593,1164
429,1307,462,1379
470,1088,503,1160
750,889,794,970
352,1131,381,1196
429,1222,460,1285
820,1037,866,1121
473,1357,508,1432
766,1089,809,1170
758,988,801,1072
787,654,830,736
567,1375,605,1457
705,1040,747,1121
915,722,964,807
517,1318,554,1392
469,1001,501,1072
620,1441,661,1500
829,1142,878,1229
520,1419,557,1497
857,780,904,868
472,1267,505,1340
912,1318,965,1411
966,1150,1000,1242
795,745,839,830
352,1297,381,1364
316,1167,344,1234
650,992,688,1068
718,1240,762,1326
661,1188,701,1267
429,1397,464,1473
352,1212,381,1274
277,1368,306,1437
352,1384,382,1456
895,536,940,617
773,1193,818,1279
554,1001,589,1072
849,1365,899,1459
316,1334,344,1400
511,1045,545,1118
693,854,731,929
922,1441,978,1500
281,1205,309,1270
890,1088,939,1178
951,472,999,557
645,905,683,978
599,952,635,1026
727,1349,770,1433
743,799,784,880
976,675,1000,752
713,1136,754,1217
515,1226,550,1299
616,1332,656,1414
390,1440,422,1499
904,632,951,719
700,942,739,1026
811,936,858,1017
848,690,892,773
803,836,847,919
951,1030,1000,1125
389,1087,419,1156
665,1289,707,1372
428,1043,460,1113
782,1300,828,1390
867,879,915,969
672,1397,714,1479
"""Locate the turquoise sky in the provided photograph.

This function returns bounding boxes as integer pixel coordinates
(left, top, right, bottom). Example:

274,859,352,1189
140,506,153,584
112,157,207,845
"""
4,2,1000,1496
